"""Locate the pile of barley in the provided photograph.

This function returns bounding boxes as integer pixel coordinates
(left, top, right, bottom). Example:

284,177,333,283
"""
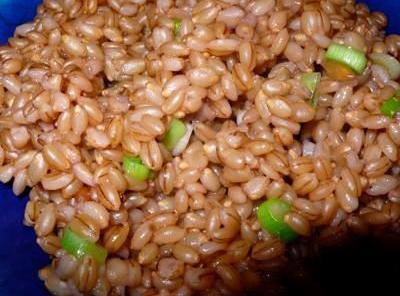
0,0,399,295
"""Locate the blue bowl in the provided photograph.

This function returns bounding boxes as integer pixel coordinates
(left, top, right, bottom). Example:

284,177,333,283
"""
0,3,53,295
0,1,400,295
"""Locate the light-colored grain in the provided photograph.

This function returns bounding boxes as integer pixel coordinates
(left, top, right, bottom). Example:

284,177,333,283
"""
0,1,398,294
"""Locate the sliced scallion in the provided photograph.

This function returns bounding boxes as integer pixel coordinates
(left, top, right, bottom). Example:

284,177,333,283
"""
173,18,182,37
370,52,400,80
323,59,356,81
163,119,187,151
380,96,400,118
61,228,107,264
325,43,367,75
123,155,151,181
300,72,321,107
257,198,298,242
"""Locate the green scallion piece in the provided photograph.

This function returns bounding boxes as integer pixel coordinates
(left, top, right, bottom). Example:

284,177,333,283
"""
123,155,151,181
61,228,107,264
370,52,400,80
326,43,367,74
173,18,182,37
163,119,187,151
380,96,400,118
300,72,321,107
257,198,298,242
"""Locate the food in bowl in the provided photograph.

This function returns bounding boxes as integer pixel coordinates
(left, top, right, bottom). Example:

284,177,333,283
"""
0,0,399,295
